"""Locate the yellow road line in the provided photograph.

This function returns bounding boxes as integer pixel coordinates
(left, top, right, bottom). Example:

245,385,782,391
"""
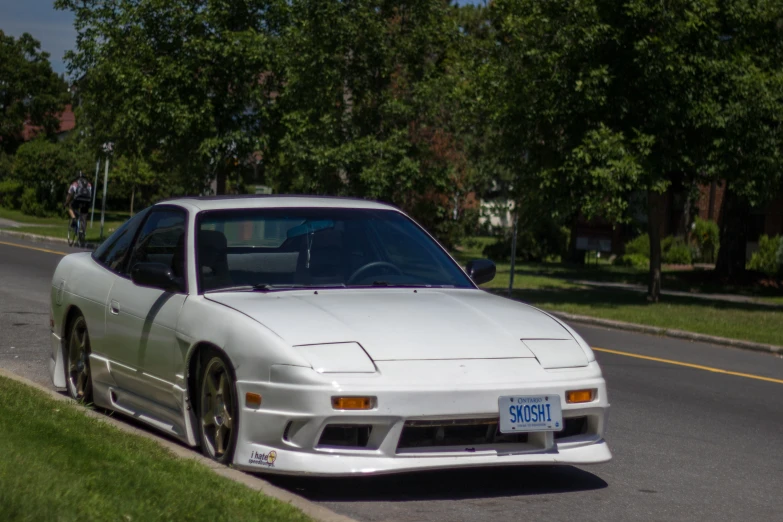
593,347,783,385
0,240,68,256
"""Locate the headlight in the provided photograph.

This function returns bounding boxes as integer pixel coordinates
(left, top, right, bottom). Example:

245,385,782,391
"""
294,342,377,373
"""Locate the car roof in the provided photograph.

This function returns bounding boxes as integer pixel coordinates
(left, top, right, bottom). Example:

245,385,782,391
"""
156,195,399,212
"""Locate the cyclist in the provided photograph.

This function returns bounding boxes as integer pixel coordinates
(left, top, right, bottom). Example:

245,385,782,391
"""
65,172,93,232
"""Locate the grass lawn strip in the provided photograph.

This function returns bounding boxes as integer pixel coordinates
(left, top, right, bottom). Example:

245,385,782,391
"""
0,375,311,522
1,206,130,242
14,224,126,243
453,238,783,347
503,287,783,347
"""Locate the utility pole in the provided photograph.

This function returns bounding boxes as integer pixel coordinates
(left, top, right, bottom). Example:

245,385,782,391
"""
508,211,518,298
100,142,113,239
90,159,100,228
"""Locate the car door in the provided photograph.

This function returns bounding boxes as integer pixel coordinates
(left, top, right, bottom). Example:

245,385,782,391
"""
103,206,188,411
86,209,151,360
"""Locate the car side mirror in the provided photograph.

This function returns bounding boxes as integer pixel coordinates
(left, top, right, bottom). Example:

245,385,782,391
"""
466,258,496,285
131,262,184,293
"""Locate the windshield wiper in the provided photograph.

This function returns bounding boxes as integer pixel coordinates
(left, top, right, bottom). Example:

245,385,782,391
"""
204,283,347,294
367,281,443,288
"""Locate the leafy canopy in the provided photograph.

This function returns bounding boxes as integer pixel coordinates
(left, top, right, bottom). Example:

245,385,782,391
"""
0,31,68,154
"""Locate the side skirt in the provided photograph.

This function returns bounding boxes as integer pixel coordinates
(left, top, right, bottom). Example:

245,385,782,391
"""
90,354,198,447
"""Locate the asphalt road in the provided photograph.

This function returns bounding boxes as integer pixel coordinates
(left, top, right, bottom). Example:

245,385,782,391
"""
1,237,782,522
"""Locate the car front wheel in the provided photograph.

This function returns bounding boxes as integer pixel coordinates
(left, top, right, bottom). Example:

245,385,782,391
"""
65,314,93,402
197,351,239,464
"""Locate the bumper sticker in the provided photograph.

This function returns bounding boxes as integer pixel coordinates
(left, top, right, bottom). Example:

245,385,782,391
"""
248,450,277,468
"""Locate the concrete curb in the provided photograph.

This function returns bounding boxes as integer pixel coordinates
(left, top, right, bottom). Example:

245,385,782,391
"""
0,228,98,249
0,227,71,245
0,368,356,522
550,311,783,355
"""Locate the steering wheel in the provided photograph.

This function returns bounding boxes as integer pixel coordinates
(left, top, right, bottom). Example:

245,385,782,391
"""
347,261,403,285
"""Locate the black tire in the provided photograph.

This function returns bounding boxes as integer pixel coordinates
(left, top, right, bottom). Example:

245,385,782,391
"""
65,314,93,402
67,221,75,247
196,350,239,464
77,214,87,248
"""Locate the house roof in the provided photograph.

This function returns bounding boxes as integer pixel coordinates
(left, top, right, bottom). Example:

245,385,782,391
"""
21,104,76,141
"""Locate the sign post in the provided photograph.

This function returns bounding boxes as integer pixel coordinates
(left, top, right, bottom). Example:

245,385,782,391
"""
99,142,113,239
90,159,100,228
508,214,518,298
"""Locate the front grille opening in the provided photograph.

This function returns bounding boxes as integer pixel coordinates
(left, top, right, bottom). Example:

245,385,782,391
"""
554,416,589,439
397,419,528,450
318,425,373,448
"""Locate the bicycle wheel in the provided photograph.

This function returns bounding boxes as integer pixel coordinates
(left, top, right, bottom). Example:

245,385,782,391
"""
78,214,87,248
67,219,75,247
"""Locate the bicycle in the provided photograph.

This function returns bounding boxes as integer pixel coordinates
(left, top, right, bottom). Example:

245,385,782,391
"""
67,210,87,248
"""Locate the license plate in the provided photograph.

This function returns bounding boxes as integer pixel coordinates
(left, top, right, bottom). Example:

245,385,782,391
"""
498,395,563,433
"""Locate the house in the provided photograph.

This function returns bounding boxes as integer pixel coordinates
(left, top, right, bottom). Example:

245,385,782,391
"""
21,104,76,142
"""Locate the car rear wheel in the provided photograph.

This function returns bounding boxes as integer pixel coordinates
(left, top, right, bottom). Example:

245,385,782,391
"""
65,314,93,402
197,352,239,464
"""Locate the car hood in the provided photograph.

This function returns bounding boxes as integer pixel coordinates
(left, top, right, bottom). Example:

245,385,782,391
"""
206,288,581,363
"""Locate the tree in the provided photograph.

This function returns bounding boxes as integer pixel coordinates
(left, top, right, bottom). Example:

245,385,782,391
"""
263,0,476,246
708,3,783,279
489,0,642,267
0,31,68,154
110,155,163,215
56,0,280,194
11,136,91,215
490,0,783,300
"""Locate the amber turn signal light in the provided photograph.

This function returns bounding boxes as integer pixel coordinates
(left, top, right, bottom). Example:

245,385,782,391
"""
245,392,262,409
332,396,375,410
566,389,594,404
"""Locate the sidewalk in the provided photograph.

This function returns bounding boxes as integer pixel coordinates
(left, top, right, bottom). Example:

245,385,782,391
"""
0,217,23,228
567,279,783,309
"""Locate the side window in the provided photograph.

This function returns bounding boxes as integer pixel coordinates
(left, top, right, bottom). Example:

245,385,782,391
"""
127,208,187,280
93,208,150,273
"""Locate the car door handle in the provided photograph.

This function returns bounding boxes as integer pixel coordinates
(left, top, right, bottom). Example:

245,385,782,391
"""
110,300,120,315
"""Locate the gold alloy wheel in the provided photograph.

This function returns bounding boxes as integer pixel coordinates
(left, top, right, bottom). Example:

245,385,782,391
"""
66,316,92,401
200,356,235,459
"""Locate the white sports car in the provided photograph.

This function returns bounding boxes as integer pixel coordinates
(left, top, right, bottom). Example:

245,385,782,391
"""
49,196,610,475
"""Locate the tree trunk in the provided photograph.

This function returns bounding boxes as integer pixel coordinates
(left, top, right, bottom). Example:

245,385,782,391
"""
566,216,585,265
216,168,227,195
647,190,665,302
715,184,749,280
130,184,135,216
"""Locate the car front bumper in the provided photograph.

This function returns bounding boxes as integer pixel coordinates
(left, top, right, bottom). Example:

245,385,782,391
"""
232,358,611,476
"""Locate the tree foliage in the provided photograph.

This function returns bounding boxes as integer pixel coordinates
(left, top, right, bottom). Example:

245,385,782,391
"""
0,31,69,154
55,0,783,271
56,0,279,193
489,0,783,296
10,136,91,215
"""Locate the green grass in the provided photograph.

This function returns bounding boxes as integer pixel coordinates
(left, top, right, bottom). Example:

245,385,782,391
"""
504,286,783,346
455,236,783,346
0,376,310,522
1,206,131,243
0,206,68,226
14,223,126,243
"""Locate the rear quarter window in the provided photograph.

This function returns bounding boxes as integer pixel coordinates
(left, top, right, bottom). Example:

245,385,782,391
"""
92,208,151,273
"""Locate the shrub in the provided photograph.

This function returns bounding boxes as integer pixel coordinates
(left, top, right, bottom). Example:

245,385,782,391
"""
662,236,692,265
620,233,691,266
624,233,650,258
0,180,23,209
692,217,720,263
747,235,781,277
20,188,48,217
482,223,569,263
777,238,783,274
613,253,649,268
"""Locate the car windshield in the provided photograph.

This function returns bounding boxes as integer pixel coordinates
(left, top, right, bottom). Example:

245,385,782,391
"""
196,207,473,293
